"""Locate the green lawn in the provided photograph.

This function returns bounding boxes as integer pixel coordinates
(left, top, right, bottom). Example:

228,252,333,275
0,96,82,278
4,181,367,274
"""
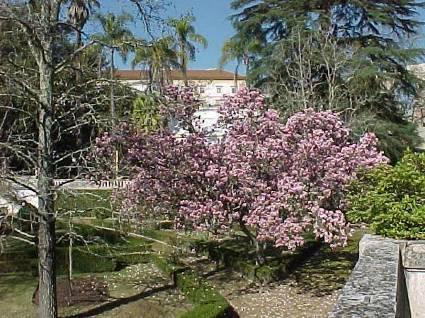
0,274,38,318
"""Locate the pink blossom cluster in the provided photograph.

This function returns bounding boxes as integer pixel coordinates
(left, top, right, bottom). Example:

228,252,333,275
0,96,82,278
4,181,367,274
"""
95,88,388,250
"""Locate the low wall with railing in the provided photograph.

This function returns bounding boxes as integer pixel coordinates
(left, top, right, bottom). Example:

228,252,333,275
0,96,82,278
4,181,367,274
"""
11,176,130,190
53,179,130,189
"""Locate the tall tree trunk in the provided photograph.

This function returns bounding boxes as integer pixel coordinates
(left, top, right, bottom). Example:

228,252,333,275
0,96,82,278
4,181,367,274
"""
181,43,188,86
75,29,82,82
110,48,115,120
98,54,102,79
68,211,73,286
183,64,188,86
75,28,83,152
246,59,250,89
68,233,73,296
37,215,57,318
37,55,57,318
234,62,240,90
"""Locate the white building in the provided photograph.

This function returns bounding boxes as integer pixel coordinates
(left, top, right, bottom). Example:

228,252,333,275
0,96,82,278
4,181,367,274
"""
116,69,246,134
115,69,246,107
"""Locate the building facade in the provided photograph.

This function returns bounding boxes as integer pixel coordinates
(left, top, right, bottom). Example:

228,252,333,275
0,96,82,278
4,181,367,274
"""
115,69,246,107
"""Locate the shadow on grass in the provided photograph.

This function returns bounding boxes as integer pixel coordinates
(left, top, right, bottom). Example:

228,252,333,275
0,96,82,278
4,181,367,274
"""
289,231,365,296
64,284,173,318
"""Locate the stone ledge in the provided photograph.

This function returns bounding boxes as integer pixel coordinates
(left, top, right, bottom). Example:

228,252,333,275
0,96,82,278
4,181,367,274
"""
328,235,400,318
402,241,425,269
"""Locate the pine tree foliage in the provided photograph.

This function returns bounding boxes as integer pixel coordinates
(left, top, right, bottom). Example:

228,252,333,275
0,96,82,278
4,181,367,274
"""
229,0,425,160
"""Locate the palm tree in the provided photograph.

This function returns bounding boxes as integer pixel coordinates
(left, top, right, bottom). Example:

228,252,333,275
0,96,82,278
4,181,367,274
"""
219,38,245,90
66,1,101,154
132,36,179,92
67,0,100,49
93,13,133,119
168,15,207,86
219,36,259,89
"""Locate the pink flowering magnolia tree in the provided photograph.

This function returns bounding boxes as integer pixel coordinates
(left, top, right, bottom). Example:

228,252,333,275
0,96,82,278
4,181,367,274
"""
95,87,388,261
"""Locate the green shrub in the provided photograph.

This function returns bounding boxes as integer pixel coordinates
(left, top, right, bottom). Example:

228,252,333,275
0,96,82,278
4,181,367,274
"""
347,151,425,239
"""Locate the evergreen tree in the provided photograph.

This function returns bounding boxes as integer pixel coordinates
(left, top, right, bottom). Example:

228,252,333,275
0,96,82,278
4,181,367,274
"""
229,0,425,160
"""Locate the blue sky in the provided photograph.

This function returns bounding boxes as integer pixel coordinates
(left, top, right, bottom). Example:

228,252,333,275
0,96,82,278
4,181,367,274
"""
93,1,425,72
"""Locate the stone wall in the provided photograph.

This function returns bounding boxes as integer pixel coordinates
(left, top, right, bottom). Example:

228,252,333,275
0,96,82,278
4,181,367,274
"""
329,235,425,318
329,235,400,317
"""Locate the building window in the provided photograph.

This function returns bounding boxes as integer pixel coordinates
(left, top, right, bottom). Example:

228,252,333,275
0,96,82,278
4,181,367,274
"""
231,86,236,94
216,86,222,94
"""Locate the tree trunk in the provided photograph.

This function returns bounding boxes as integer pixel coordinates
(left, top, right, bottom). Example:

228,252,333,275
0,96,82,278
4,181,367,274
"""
246,60,250,89
37,215,57,318
239,221,252,241
75,29,84,150
68,236,73,282
255,240,265,266
181,43,188,86
75,29,82,82
68,213,73,286
110,48,115,120
37,16,57,316
98,54,102,79
37,107,57,318
183,66,188,86
239,221,265,265
37,105,57,317
234,62,240,91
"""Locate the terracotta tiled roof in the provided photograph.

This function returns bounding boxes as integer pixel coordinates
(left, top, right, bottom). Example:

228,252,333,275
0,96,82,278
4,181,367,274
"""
114,69,246,81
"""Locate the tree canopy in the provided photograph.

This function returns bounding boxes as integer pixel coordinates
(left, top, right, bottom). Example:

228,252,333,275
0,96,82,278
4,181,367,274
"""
228,0,425,161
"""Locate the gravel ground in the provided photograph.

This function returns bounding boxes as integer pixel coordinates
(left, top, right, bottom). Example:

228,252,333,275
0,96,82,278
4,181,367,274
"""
209,271,340,318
